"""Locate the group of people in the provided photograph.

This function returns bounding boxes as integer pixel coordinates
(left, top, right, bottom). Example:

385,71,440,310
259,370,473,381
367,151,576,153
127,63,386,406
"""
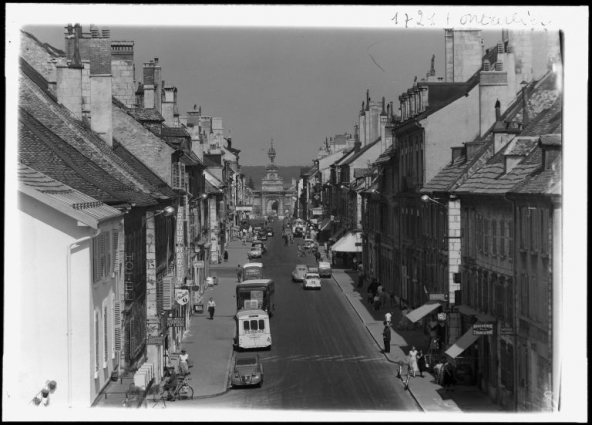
366,278,391,311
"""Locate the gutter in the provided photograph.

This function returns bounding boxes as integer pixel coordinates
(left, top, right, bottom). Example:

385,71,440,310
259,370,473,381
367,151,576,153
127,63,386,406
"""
67,228,101,408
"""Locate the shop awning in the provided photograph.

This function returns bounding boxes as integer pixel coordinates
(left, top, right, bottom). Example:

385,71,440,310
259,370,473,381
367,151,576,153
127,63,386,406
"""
405,300,442,323
319,217,332,231
444,326,481,359
330,232,362,253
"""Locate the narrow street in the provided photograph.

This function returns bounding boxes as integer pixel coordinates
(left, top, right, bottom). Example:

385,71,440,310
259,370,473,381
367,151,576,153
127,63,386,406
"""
175,221,419,411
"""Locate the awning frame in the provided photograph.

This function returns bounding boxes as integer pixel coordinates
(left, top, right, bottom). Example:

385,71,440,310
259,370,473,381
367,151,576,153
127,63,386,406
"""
444,326,481,359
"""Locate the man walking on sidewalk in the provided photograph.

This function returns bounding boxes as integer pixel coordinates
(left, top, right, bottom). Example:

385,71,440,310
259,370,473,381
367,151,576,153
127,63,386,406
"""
207,297,216,320
382,321,391,353
236,264,243,282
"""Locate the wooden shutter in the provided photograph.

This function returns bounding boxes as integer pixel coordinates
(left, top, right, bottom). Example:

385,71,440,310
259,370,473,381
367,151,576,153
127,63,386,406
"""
113,298,122,353
93,237,100,282
98,233,106,279
112,229,120,275
508,220,514,257
163,275,174,310
492,220,497,256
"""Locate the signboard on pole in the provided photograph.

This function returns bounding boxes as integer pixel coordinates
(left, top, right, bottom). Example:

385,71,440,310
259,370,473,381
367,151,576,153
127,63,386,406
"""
167,317,186,327
147,335,164,345
175,289,189,305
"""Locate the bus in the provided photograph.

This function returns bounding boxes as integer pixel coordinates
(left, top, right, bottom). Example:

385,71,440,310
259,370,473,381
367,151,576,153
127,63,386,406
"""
236,279,276,317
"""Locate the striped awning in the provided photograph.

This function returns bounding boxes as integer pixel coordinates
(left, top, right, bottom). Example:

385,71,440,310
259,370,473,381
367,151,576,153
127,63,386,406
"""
444,326,481,359
405,301,442,323
319,217,332,231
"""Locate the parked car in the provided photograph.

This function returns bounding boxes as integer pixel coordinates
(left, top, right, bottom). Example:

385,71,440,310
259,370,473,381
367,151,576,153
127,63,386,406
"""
252,241,266,255
291,264,308,282
302,238,318,250
303,272,321,290
231,352,264,388
248,246,262,260
206,276,218,287
318,261,332,278
258,231,268,241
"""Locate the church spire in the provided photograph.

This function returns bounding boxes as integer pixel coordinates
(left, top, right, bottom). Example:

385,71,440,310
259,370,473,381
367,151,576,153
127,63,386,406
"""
268,138,276,164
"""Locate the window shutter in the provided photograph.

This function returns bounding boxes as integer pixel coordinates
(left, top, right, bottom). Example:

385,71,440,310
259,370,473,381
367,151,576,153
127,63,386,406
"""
103,304,109,367
112,229,120,275
163,275,174,310
98,233,106,279
94,311,100,377
104,231,111,278
93,237,100,282
542,209,549,253
113,297,122,354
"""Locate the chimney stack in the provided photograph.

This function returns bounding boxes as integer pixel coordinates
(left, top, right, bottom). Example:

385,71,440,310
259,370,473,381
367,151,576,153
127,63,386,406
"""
56,23,84,119
89,25,113,146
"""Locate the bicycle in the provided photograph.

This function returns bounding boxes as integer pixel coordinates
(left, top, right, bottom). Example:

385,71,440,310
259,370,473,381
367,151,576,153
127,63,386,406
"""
165,375,194,401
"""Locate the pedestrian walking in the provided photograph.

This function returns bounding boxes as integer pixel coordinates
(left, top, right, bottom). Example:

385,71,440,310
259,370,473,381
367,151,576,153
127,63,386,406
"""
373,294,381,311
223,250,228,262
417,349,427,378
408,346,420,377
236,264,243,282
442,359,455,391
384,312,392,326
382,321,391,353
357,264,364,287
314,250,321,263
207,297,216,320
179,349,190,376
433,358,444,385
352,256,358,271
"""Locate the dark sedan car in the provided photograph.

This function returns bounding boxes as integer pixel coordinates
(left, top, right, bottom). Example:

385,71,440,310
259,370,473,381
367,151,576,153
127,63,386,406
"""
231,352,264,388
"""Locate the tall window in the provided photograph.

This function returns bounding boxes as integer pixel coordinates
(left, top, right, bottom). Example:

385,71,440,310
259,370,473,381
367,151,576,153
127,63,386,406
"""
520,274,529,316
93,231,112,283
541,209,549,254
529,274,538,321
492,220,498,256
495,281,504,319
506,279,514,325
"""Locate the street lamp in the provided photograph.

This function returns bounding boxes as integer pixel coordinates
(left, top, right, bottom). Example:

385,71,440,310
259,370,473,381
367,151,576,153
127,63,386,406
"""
154,206,176,217
421,194,446,207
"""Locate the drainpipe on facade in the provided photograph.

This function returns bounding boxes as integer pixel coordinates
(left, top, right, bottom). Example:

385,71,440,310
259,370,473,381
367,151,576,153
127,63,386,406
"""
66,228,101,408
551,204,562,411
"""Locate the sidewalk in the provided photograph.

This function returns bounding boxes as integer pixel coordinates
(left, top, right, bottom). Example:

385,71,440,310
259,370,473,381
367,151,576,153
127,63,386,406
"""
93,238,251,408
331,269,504,413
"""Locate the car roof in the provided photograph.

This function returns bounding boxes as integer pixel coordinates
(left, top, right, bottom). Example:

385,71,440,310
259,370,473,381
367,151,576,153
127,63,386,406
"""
236,309,269,318
318,261,331,267
243,262,263,267
235,352,259,360
295,264,307,269
306,273,320,277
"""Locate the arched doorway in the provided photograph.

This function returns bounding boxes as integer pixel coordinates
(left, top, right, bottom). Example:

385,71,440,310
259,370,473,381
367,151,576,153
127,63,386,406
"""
266,199,279,216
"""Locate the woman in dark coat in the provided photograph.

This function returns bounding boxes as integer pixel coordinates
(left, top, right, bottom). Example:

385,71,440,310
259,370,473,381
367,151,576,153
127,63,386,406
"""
417,349,427,377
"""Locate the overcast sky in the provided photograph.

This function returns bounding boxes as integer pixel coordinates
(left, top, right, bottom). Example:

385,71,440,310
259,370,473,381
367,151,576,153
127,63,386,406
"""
15,7,506,167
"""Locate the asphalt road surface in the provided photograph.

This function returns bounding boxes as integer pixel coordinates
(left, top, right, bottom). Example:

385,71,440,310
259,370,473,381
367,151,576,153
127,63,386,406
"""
180,220,419,413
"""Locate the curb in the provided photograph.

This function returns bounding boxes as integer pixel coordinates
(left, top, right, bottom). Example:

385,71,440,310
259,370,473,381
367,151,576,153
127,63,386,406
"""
331,272,426,412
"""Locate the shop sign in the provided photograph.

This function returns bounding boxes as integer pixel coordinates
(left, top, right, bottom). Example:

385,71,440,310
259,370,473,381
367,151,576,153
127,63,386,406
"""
473,323,494,335
437,312,447,321
175,289,189,305
444,306,459,314
312,207,323,216
500,327,515,335
167,317,186,327
147,335,164,345
193,260,205,269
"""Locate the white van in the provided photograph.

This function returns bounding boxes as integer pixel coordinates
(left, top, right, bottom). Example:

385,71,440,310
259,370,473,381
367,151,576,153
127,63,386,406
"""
235,309,272,350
